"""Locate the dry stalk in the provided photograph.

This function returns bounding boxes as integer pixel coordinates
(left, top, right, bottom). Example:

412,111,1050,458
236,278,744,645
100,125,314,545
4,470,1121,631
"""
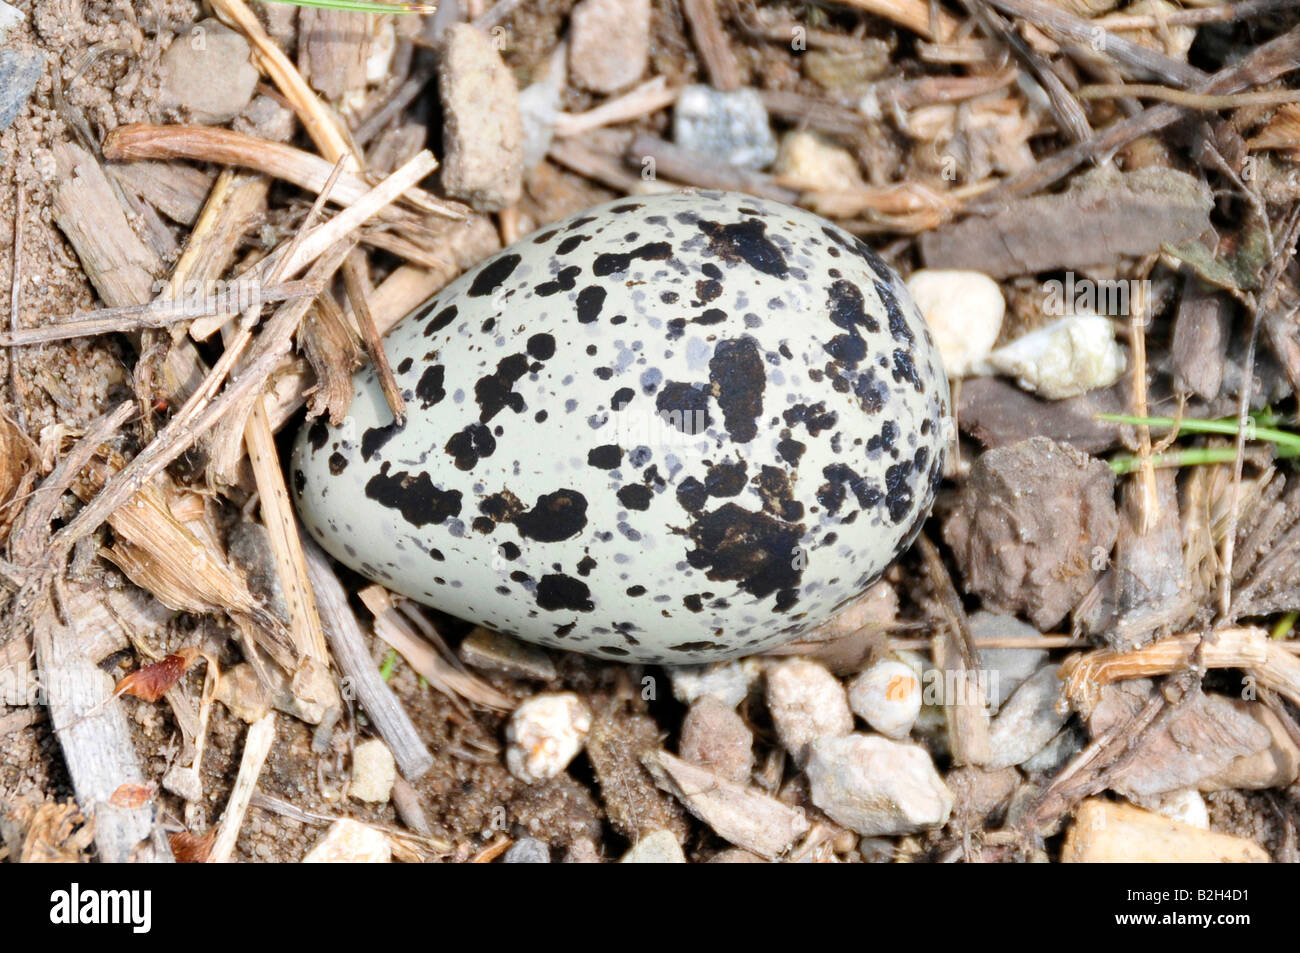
1060,627,1300,716
208,711,277,863
553,77,679,138
103,125,461,221
0,280,318,347
359,585,514,713
681,0,742,91
302,535,433,779
8,175,26,429
209,0,358,168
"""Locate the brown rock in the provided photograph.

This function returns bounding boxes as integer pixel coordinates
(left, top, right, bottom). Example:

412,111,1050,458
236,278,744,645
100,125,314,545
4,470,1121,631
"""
920,167,1213,278
569,0,651,93
1076,467,1195,650
679,695,754,783
943,437,1119,629
437,24,523,211
958,376,1125,454
1171,279,1231,401
1201,700,1300,791
1089,680,1271,798
160,19,258,124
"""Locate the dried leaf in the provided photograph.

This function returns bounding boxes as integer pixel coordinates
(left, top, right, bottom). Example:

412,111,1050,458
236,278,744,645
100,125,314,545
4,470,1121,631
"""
1246,103,1300,157
0,413,36,544
169,829,216,863
17,801,94,863
109,781,158,809
74,454,299,674
115,648,200,703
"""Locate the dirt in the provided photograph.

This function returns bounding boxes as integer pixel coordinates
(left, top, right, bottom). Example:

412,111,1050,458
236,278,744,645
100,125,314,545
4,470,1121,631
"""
2,0,1300,865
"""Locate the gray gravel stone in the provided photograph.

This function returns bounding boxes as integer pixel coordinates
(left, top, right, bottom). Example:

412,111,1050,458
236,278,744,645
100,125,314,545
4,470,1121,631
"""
806,734,953,836
970,610,1050,710
503,837,551,863
673,85,777,171
1020,723,1086,776
985,665,1070,769
0,46,44,133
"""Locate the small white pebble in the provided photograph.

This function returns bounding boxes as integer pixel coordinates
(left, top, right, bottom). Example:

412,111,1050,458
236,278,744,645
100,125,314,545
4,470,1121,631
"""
773,130,863,192
620,830,686,863
302,818,391,863
983,313,1126,400
502,837,552,863
505,692,592,784
1141,789,1210,830
668,661,749,708
985,665,1070,769
364,18,396,86
765,658,853,765
349,739,396,804
848,660,922,739
906,269,1004,377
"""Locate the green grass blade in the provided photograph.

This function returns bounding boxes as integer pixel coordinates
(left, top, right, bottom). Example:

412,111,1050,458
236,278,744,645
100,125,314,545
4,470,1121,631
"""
1108,443,1300,474
1096,412,1300,454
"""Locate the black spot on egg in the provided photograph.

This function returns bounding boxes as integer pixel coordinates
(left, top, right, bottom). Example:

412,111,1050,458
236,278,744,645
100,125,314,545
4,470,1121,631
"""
536,574,594,612
592,242,672,276
655,381,711,434
696,218,788,277
575,286,606,324
445,422,496,470
535,266,582,297
467,254,520,297
364,463,462,527
708,336,764,443
616,484,652,511
587,444,622,469
415,365,446,409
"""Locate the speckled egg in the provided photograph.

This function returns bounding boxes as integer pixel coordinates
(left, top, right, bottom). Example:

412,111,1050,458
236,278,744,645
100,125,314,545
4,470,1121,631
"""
291,191,949,664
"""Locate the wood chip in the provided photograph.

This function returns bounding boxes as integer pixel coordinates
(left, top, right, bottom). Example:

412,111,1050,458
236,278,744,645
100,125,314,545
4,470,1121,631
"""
302,536,434,780
1062,799,1268,862
33,587,174,863
921,167,1213,277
